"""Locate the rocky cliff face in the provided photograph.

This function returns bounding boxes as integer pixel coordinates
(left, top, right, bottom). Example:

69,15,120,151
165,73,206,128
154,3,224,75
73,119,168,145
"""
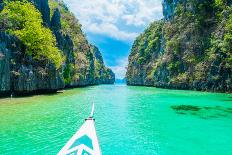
48,0,115,87
0,0,114,96
162,0,187,20
0,33,13,95
92,46,115,84
0,32,64,96
0,0,3,11
29,0,51,26
127,0,232,93
162,0,180,20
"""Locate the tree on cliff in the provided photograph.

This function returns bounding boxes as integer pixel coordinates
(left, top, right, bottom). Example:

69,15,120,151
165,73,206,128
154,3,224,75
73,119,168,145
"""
0,1,63,68
126,0,232,92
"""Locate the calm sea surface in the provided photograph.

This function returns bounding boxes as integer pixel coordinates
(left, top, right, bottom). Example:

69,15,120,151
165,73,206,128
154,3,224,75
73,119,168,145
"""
0,85,232,155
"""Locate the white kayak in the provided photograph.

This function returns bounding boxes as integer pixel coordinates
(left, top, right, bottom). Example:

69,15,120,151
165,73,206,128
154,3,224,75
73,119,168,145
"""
58,104,101,155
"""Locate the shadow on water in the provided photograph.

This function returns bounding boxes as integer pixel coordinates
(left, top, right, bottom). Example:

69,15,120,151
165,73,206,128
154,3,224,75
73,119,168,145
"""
171,105,232,119
222,99,232,102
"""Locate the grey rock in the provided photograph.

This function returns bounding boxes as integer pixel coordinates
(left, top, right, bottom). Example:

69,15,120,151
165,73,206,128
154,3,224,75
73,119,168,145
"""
29,0,51,26
0,0,115,96
0,32,64,96
127,1,232,93
0,33,13,94
0,0,3,11
51,8,61,30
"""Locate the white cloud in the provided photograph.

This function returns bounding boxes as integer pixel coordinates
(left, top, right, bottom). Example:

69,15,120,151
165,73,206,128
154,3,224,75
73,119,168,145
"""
121,0,163,26
87,23,139,41
110,57,128,79
62,0,163,78
63,0,163,42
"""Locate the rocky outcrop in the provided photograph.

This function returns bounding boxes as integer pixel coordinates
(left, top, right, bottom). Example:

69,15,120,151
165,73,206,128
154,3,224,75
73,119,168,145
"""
0,0,3,11
13,65,64,93
50,8,74,65
127,0,232,93
0,0,114,96
162,0,183,20
29,0,51,26
49,7,115,87
92,46,115,84
51,8,61,30
0,32,64,96
0,33,13,95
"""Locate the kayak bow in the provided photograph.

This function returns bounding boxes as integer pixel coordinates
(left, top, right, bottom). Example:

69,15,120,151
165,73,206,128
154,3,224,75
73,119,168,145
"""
58,103,101,155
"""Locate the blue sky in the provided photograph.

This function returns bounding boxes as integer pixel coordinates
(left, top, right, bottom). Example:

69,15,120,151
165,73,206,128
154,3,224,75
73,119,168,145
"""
63,0,163,79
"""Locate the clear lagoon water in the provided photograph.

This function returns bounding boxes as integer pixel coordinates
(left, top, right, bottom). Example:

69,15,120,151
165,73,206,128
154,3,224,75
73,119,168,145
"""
0,85,232,155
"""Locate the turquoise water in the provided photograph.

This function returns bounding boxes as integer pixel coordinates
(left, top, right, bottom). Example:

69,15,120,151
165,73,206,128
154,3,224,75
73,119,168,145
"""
0,85,232,155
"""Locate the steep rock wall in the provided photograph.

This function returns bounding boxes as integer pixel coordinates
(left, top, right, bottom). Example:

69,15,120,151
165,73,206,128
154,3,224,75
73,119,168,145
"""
29,0,51,26
0,32,64,96
127,0,232,93
0,0,115,96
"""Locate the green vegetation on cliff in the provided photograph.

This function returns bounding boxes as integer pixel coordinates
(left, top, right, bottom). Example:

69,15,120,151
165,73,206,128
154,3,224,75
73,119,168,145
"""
0,1,62,68
0,0,114,95
49,0,115,85
127,0,232,92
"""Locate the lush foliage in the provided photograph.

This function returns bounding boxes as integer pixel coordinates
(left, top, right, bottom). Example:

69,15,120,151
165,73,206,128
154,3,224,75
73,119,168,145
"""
224,10,232,65
0,1,63,68
130,21,163,65
47,0,114,84
127,0,231,92
63,63,73,84
49,0,90,79
49,0,86,53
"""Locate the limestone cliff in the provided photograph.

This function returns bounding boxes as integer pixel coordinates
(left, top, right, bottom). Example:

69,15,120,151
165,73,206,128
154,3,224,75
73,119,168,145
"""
127,0,232,93
0,32,64,96
29,0,51,26
92,46,115,84
0,0,115,96
49,0,115,87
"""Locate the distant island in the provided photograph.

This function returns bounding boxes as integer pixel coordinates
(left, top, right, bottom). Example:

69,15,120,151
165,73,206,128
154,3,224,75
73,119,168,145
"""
126,0,232,93
0,0,115,96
